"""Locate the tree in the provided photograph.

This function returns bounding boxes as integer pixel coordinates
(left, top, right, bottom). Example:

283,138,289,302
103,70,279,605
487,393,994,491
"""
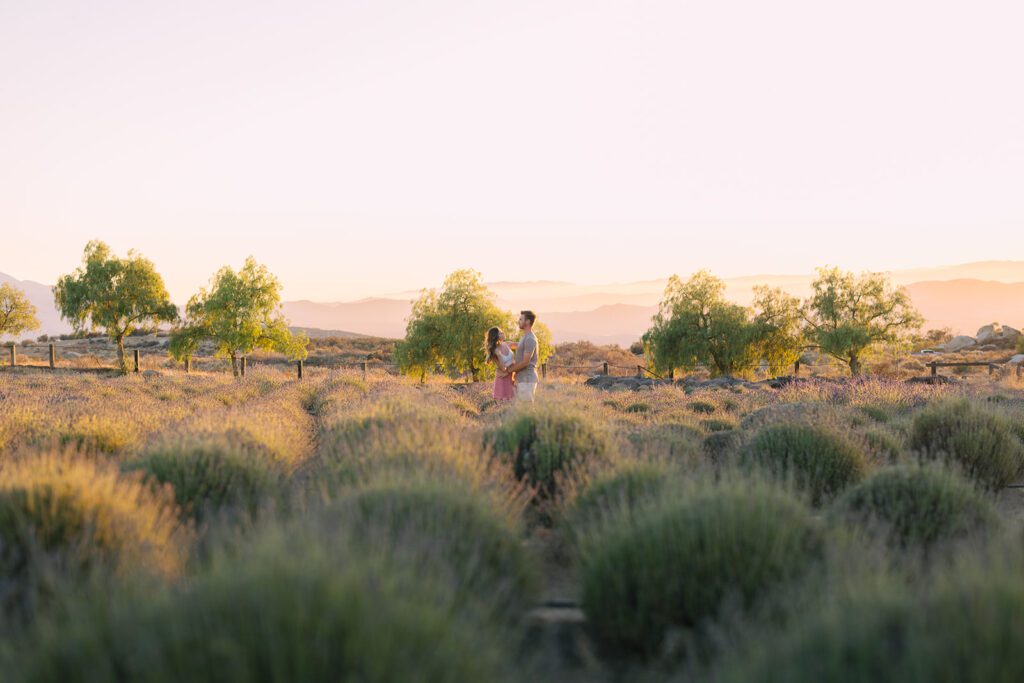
393,289,445,382
801,267,923,376
170,257,308,376
642,271,802,377
0,283,40,341
532,321,555,368
750,285,804,373
54,241,178,373
396,270,520,382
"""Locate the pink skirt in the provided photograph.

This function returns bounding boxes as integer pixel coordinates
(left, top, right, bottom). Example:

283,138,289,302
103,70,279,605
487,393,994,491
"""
493,375,515,400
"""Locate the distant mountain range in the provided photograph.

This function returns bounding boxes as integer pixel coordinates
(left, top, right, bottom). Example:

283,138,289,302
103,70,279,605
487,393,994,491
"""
4,261,1024,346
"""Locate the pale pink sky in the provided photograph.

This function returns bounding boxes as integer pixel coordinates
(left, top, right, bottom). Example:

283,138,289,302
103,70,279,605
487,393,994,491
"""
2,0,1022,302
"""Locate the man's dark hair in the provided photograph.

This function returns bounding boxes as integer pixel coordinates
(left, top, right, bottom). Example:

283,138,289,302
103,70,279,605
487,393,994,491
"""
521,310,536,325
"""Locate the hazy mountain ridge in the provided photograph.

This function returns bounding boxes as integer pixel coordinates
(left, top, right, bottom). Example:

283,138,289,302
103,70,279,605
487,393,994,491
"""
4,262,1024,345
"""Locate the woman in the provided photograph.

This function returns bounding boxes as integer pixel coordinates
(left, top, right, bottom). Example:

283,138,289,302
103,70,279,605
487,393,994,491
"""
485,326,516,401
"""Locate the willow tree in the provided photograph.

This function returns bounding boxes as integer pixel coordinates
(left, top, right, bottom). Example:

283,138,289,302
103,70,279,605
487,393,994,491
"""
0,283,40,340
801,267,923,376
170,257,308,376
643,271,801,377
396,269,512,382
54,241,178,373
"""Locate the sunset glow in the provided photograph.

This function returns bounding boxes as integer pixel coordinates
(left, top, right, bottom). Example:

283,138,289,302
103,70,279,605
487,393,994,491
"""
2,1,1022,302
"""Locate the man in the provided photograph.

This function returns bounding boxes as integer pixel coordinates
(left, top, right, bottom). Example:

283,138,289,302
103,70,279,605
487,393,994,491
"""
506,310,539,402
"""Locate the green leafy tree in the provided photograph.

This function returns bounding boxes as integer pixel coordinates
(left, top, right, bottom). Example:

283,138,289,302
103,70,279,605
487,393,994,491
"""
801,267,923,376
170,257,308,376
0,283,40,341
393,290,445,382
54,241,178,373
396,270,514,382
532,321,555,367
643,271,757,377
643,271,802,377
750,286,804,373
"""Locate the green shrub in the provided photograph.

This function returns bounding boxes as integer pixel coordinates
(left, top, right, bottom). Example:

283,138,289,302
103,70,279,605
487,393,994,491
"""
857,404,891,423
319,397,464,453
564,462,673,547
717,566,1024,683
58,415,137,454
625,402,650,414
702,418,736,433
323,479,535,619
859,428,903,464
629,422,703,462
16,544,514,683
832,466,999,551
0,454,186,615
688,400,716,414
314,399,508,502
742,424,868,505
908,399,1024,490
488,405,611,497
580,481,824,659
125,433,288,522
703,429,741,461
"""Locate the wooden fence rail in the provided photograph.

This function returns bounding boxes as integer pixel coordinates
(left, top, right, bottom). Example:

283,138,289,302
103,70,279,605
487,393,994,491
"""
926,361,1002,378
6,348,1023,383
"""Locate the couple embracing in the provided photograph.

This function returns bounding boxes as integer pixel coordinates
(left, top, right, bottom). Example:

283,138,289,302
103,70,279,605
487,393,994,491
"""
485,310,539,403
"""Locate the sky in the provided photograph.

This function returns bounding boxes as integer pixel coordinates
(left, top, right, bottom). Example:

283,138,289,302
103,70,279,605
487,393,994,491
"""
2,0,1022,303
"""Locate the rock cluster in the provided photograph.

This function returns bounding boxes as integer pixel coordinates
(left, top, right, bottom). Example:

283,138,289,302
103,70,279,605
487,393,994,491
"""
934,324,1020,353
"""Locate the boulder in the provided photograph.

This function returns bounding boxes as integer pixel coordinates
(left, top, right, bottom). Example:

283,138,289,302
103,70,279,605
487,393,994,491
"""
940,335,976,352
1008,354,1024,366
975,323,1020,346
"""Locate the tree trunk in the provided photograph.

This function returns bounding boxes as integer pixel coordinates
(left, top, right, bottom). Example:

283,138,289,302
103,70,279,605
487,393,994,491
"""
116,334,128,374
849,354,862,376
230,352,239,377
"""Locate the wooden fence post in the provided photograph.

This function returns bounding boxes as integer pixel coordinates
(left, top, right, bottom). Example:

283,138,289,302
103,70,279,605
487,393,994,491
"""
794,360,800,377
636,364,643,379
362,360,368,381
297,359,303,380
184,356,191,373
240,356,247,377
133,349,140,373
49,343,56,369
541,362,547,379
930,362,937,377
9,345,15,368
603,361,609,376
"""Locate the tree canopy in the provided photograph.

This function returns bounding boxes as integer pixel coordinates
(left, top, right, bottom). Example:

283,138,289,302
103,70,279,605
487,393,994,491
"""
170,257,308,375
54,241,178,372
395,269,553,382
0,283,40,341
643,271,801,377
396,270,509,381
801,267,923,375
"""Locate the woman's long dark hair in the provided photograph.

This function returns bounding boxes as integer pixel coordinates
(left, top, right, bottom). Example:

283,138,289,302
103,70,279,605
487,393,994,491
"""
485,327,501,363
